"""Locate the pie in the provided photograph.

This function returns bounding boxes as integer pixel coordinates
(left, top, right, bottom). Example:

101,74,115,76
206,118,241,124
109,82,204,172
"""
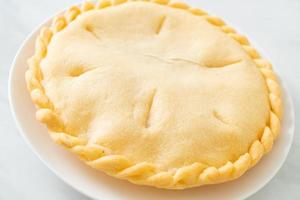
25,0,282,189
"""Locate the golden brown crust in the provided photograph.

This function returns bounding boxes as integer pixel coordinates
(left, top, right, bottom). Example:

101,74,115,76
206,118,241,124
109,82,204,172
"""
26,0,282,189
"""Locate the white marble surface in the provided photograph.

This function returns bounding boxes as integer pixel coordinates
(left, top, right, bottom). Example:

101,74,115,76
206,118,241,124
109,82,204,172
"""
0,0,299,199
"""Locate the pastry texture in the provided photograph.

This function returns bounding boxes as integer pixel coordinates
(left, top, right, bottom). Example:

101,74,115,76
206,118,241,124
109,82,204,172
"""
26,0,282,189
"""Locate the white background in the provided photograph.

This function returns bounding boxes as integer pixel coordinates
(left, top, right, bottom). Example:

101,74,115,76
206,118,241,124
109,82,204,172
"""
0,0,299,199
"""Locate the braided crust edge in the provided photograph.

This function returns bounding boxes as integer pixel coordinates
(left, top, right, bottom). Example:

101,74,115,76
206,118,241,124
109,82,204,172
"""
25,0,282,189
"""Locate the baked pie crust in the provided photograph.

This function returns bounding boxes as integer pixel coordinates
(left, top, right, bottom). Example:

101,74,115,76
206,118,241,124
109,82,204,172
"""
25,0,282,189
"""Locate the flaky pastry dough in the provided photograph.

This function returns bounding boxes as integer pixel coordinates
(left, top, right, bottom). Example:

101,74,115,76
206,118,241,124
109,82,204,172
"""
26,0,282,189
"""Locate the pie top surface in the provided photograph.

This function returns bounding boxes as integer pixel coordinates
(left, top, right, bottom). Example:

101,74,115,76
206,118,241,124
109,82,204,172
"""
42,1,269,169
27,0,282,189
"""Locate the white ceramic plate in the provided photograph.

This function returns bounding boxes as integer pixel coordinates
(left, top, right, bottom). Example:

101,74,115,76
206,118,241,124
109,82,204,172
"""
9,8,294,200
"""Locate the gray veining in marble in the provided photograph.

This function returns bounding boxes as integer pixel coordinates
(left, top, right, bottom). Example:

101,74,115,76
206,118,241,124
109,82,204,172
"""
0,0,299,199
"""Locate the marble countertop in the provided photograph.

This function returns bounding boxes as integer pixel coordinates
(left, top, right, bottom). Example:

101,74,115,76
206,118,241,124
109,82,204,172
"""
0,0,299,199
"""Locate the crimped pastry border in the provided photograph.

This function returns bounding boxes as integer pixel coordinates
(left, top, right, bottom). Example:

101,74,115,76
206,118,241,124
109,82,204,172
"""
25,0,282,189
